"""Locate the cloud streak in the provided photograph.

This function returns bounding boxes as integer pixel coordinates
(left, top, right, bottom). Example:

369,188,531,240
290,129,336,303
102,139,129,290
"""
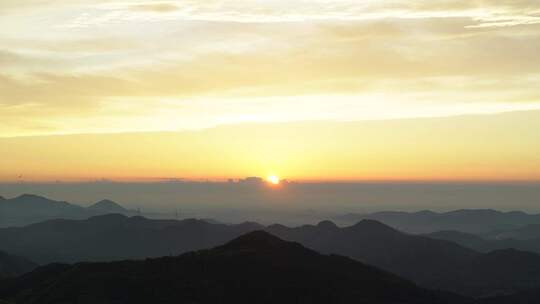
1,1,540,137
58,0,540,27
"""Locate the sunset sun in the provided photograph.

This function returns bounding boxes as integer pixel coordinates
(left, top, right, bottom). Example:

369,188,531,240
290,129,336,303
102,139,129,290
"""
267,175,280,185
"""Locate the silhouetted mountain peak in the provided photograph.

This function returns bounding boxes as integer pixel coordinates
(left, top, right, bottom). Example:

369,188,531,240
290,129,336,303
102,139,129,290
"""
446,209,500,216
317,220,338,229
236,221,265,230
224,230,283,245
88,199,127,213
267,223,288,230
13,194,53,203
0,194,91,227
92,199,116,206
0,230,468,304
336,208,540,235
350,219,401,234
219,230,305,254
5,194,78,210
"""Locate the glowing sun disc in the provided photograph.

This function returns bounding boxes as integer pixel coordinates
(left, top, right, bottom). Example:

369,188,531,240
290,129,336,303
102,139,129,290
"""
267,175,280,185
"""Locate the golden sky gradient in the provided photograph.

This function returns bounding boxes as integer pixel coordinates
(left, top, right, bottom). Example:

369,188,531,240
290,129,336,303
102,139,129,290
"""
1,1,540,181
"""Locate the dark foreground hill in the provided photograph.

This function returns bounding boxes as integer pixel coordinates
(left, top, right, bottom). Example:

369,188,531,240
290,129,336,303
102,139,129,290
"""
0,231,469,304
480,286,540,304
267,220,540,297
0,252,37,278
3,216,540,297
0,194,133,227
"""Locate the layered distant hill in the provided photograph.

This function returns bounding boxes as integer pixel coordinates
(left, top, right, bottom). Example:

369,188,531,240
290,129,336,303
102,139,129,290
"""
0,214,262,264
0,251,36,279
425,230,540,254
266,220,540,297
0,194,134,227
3,214,540,297
0,231,469,304
87,199,129,214
485,224,540,240
336,209,540,234
267,220,477,285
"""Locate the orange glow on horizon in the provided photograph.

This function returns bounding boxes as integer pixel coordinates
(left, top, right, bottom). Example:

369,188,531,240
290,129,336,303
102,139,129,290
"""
1,2,540,183
267,175,280,185
1,112,540,183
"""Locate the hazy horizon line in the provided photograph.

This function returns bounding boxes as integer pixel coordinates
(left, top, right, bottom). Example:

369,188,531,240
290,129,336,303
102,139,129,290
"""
1,178,539,185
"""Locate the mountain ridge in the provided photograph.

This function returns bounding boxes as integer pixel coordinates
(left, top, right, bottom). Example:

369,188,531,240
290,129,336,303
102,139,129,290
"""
336,209,540,234
265,220,540,297
0,231,470,304
88,199,128,213
0,251,37,278
425,230,540,254
0,194,133,227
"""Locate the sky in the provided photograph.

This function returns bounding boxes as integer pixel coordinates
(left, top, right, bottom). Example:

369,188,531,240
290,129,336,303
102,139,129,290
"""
1,0,540,182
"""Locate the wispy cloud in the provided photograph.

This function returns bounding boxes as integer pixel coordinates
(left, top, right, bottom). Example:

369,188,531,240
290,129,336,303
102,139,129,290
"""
1,0,540,137
55,0,540,27
128,2,178,13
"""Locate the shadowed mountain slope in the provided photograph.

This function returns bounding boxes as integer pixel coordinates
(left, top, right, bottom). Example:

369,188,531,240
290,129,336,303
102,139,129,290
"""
3,215,540,297
425,230,540,254
267,220,540,297
0,231,470,304
0,214,263,264
485,224,540,240
425,230,500,252
0,252,37,279
267,220,477,283
480,286,540,304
